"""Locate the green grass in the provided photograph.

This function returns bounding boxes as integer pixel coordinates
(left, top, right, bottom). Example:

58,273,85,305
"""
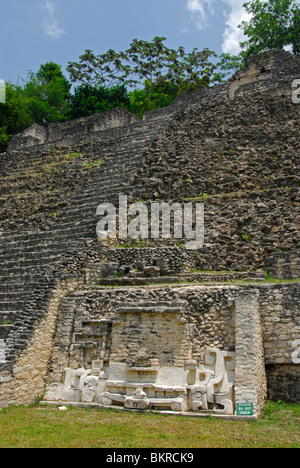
0,402,299,448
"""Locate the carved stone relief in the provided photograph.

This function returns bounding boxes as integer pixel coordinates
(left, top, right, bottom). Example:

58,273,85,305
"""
45,347,236,415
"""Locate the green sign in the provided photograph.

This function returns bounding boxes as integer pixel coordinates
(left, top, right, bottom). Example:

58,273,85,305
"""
236,402,253,416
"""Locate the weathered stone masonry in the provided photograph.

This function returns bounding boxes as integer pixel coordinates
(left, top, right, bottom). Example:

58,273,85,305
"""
0,50,299,416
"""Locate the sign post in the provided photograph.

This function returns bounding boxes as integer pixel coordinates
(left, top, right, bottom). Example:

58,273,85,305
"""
236,402,253,416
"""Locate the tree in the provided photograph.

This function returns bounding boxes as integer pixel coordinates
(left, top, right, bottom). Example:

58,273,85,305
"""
67,84,130,119
67,49,133,88
66,38,175,106
218,52,245,75
0,62,72,151
67,38,224,109
239,0,300,58
23,62,71,125
124,37,172,106
126,40,222,104
173,47,223,89
218,0,300,79
36,61,71,97
289,5,300,55
0,83,33,152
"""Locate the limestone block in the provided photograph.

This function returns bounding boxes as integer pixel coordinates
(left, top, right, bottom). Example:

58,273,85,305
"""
143,266,160,277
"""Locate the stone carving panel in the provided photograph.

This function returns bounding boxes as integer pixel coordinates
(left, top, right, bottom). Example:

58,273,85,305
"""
188,348,235,414
44,348,236,415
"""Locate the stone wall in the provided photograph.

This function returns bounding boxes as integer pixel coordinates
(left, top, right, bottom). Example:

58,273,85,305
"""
7,108,143,152
130,60,300,272
259,283,300,403
102,247,198,274
266,365,300,403
260,283,300,361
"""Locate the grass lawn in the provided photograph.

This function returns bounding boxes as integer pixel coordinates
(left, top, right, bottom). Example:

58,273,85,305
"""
0,401,299,448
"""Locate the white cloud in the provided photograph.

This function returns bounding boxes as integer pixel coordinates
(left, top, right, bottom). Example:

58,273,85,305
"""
221,0,250,54
184,0,250,54
185,0,215,29
42,2,66,40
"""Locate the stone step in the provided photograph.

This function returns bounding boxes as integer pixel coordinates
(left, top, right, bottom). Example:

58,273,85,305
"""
0,301,27,312
0,183,144,248
0,131,157,177
0,280,41,293
0,238,87,260
0,292,33,304
0,254,61,270
0,243,84,266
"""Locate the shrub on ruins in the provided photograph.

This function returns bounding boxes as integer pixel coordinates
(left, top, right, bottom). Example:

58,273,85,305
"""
67,84,131,119
0,127,10,153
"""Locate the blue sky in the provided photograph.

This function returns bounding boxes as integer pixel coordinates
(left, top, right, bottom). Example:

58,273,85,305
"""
0,0,249,85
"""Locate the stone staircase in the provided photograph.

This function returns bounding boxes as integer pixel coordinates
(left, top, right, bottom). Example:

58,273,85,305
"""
0,110,174,368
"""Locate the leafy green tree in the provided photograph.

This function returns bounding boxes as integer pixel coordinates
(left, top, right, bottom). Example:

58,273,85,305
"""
23,62,71,125
167,47,222,89
36,62,71,99
218,0,300,79
67,49,133,88
239,0,300,57
289,4,300,55
124,37,172,106
129,78,181,117
218,52,245,75
67,84,130,119
0,62,72,151
126,40,222,104
67,38,225,109
0,83,33,152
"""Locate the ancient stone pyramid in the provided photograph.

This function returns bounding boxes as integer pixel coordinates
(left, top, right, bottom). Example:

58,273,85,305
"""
0,50,299,416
